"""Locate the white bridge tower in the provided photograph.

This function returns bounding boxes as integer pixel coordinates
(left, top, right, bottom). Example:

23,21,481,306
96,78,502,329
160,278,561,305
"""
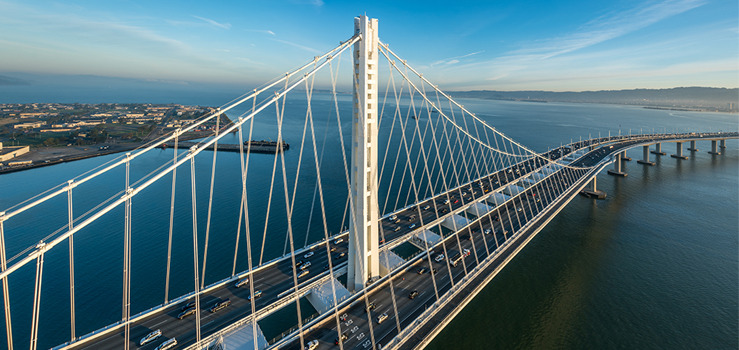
347,15,380,292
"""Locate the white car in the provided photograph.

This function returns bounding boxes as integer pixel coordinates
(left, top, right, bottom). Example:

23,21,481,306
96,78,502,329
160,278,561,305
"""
304,251,314,259
300,261,312,270
139,329,162,346
305,340,319,350
155,338,177,350
434,254,445,262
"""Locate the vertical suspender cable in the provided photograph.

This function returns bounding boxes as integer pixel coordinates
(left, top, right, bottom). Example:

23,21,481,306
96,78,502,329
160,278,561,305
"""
201,110,220,288
0,212,12,350
164,130,179,304
122,153,132,350
67,180,76,341
189,152,202,343
29,243,45,350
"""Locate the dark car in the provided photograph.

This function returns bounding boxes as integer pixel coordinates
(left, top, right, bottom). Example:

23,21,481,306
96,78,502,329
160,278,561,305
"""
209,299,231,313
177,307,196,320
366,302,376,312
409,290,419,299
334,332,348,345
180,301,195,311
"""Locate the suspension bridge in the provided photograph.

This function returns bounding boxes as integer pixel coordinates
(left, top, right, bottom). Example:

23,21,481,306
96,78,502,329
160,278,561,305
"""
0,16,736,350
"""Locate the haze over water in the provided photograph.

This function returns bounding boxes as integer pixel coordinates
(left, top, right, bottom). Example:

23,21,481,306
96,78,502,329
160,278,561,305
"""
0,91,736,349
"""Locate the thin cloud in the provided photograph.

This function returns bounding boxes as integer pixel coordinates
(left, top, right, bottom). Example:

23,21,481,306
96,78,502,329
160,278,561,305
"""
511,0,706,59
272,38,322,54
431,50,484,66
192,15,231,30
246,29,276,36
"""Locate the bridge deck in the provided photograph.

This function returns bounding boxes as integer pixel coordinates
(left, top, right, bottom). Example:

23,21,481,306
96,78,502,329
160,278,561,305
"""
58,132,737,350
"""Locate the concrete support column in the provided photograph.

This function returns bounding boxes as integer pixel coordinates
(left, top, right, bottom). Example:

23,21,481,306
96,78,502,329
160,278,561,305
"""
709,140,721,155
608,151,627,176
637,145,655,165
580,176,606,199
687,140,698,152
671,142,688,159
720,139,726,149
347,15,380,292
651,142,666,155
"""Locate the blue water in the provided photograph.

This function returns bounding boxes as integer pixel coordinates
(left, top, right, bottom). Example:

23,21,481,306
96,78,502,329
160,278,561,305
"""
0,92,737,349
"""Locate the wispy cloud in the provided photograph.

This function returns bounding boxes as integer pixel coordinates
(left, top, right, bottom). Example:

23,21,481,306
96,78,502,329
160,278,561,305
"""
511,0,706,59
192,15,231,30
431,50,484,66
272,38,322,54
247,29,276,36
434,0,711,90
290,0,324,6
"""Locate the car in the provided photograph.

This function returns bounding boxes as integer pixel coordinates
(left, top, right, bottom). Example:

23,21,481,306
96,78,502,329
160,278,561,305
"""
393,218,401,223
298,270,310,278
443,199,450,205
517,207,523,212
422,204,430,210
389,214,398,221
295,260,304,267
209,299,231,313
453,199,459,204
300,261,312,270
180,300,196,311
247,290,263,300
334,332,348,345
304,340,319,350
154,338,177,350
431,268,438,274
380,238,385,244
377,312,388,324
484,228,491,235
434,254,445,262
461,191,467,196
338,252,346,258
366,302,377,312
334,238,344,244
408,223,417,229
417,267,427,274
330,246,337,252
462,249,471,256
235,278,249,288
393,226,401,232
139,329,162,346
324,264,330,271
409,215,416,221
409,290,419,299
177,307,196,319
304,251,314,259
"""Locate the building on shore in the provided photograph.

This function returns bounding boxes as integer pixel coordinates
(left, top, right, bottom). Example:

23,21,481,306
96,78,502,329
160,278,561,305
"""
0,142,30,162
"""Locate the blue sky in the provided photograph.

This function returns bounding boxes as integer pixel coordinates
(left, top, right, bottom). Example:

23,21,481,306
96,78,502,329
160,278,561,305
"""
0,0,737,91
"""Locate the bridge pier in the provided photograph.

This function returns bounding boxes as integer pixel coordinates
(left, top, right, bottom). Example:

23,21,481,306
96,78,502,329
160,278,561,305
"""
708,140,721,155
637,145,655,165
650,143,666,155
720,139,726,149
347,15,381,292
607,151,627,176
671,142,688,159
580,176,606,199
620,152,632,162
687,140,698,152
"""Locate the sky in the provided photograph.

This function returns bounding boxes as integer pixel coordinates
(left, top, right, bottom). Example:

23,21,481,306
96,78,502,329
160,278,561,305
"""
0,0,737,92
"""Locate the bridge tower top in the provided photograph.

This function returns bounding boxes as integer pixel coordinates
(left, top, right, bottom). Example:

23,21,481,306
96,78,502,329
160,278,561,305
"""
348,15,380,292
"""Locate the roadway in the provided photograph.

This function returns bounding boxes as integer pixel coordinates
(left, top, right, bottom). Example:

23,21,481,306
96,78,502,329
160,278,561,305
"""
63,132,736,350
282,131,737,350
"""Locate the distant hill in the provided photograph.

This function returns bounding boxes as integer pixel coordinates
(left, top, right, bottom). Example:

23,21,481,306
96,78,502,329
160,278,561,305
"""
450,87,738,112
